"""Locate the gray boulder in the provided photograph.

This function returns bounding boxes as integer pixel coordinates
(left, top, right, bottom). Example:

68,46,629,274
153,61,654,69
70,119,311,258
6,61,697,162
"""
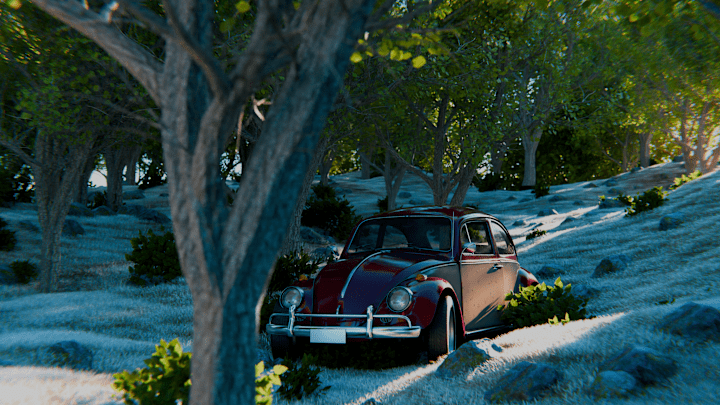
119,204,171,224
91,206,114,216
607,187,623,196
592,254,631,278
484,361,561,403
583,183,598,188
672,155,684,163
47,340,93,370
398,191,412,199
573,200,584,206
599,345,677,386
311,246,340,262
360,399,378,405
561,217,578,225
512,219,527,227
62,219,85,236
123,189,145,200
659,212,685,231
549,195,564,202
506,195,517,201
537,209,558,217
536,264,565,279
68,202,94,217
572,284,600,300
436,340,495,379
604,178,619,187
598,198,625,209
656,302,720,343
589,370,639,398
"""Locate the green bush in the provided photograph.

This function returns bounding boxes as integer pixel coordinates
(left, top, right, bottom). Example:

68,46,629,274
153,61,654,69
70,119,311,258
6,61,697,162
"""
533,183,550,198
526,229,547,240
377,196,388,212
474,173,503,192
113,338,286,405
125,228,182,286
277,353,329,401
0,218,17,251
259,251,320,331
497,277,587,328
670,170,702,190
6,260,38,284
87,191,107,209
0,164,33,205
625,186,667,216
301,184,362,241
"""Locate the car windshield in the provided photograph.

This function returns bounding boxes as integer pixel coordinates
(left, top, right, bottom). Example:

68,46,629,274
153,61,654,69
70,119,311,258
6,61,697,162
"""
346,216,452,254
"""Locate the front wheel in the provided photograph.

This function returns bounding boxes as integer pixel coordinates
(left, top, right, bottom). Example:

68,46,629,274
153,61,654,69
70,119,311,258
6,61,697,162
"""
426,295,457,361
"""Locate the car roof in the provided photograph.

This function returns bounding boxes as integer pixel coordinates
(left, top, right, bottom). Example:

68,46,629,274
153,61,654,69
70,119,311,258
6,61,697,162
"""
369,206,496,221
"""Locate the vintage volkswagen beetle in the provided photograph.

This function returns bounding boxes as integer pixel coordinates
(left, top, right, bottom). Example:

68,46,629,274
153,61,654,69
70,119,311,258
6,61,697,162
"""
266,206,538,360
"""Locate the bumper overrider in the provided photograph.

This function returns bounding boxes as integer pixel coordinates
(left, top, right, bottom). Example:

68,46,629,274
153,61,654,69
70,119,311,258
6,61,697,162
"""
266,305,421,343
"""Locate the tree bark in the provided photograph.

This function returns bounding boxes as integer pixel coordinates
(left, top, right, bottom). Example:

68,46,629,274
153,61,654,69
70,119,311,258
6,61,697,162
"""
104,147,127,211
521,127,542,188
639,131,652,168
74,156,96,205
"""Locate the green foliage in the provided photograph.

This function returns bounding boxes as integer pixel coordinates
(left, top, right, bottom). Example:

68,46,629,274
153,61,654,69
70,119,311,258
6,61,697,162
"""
301,184,362,241
616,193,634,206
259,251,320,331
526,229,547,240
87,191,107,209
0,163,33,205
533,183,550,198
670,170,702,190
0,218,17,251
125,228,182,286
277,354,329,401
377,196,388,212
255,361,288,405
497,277,588,328
625,186,667,216
474,172,505,192
112,339,191,405
7,260,38,284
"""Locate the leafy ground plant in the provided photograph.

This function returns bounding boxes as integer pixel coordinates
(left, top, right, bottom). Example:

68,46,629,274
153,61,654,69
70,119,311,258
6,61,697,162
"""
0,218,17,251
625,186,667,216
526,229,547,240
670,170,702,190
301,184,362,240
125,228,182,286
498,277,588,328
278,353,329,401
8,260,38,284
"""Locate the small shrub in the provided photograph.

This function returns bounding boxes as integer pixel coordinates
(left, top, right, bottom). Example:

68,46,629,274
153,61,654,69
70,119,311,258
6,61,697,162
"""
113,339,191,405
670,170,702,190
87,191,107,209
277,353,329,401
8,260,38,284
533,183,550,198
260,251,319,330
0,218,17,251
626,186,667,216
616,193,633,206
377,196,388,212
256,361,288,405
526,229,547,240
125,228,182,286
497,277,587,328
474,173,503,192
302,184,362,241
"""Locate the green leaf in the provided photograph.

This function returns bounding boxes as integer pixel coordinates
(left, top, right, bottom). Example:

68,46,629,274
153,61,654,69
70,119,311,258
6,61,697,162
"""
220,18,236,33
411,55,426,68
236,1,251,13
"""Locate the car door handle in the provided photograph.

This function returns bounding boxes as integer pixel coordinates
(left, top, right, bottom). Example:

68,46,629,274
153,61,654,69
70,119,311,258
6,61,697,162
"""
491,264,504,270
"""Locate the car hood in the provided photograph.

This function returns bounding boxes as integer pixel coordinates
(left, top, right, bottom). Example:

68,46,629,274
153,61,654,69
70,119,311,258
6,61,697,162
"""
313,250,448,315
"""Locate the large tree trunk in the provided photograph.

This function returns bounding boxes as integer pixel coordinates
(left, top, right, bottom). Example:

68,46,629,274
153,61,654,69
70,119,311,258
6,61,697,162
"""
449,164,475,206
521,127,542,188
124,145,143,185
104,148,126,211
74,156,96,205
639,131,652,168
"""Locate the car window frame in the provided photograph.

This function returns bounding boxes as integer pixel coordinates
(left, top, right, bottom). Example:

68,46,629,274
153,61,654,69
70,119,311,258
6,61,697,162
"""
345,215,454,255
459,219,496,260
488,220,516,257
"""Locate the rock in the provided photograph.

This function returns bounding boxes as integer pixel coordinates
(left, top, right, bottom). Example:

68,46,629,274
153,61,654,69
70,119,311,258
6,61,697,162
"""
0,264,16,285
118,204,171,224
311,246,340,262
592,254,631,278
599,345,677,386
91,206,114,216
512,219,527,227
506,195,517,201
584,183,598,188
484,361,561,403
67,202,94,217
361,399,378,405
604,178,619,187
299,227,330,245
398,191,412,199
659,173,669,180
17,220,39,232
659,212,685,231
549,195,564,202
607,187,623,196
656,302,720,343
630,167,641,173
436,340,495,379
572,285,600,300
561,217,578,225
123,189,145,200
573,200,584,206
62,219,85,236
536,264,565,279
537,209,558,217
589,370,639,398
47,340,93,370
598,198,625,209
672,155,684,163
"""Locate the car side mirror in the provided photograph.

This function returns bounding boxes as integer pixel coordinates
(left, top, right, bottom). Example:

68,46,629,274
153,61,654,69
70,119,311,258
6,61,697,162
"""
462,242,476,254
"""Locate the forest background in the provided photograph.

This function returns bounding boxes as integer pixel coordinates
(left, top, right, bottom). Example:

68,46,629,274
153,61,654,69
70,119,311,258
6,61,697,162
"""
1,0,719,403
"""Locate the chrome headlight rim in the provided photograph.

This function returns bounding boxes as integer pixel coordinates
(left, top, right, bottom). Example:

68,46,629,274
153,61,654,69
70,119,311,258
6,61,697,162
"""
387,286,413,312
280,286,304,309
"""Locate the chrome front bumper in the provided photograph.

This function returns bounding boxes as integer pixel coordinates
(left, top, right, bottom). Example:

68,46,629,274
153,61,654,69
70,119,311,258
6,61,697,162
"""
265,305,422,340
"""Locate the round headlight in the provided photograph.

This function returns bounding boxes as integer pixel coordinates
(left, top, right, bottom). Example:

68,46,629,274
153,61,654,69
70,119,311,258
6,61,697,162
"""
387,287,413,312
280,287,304,309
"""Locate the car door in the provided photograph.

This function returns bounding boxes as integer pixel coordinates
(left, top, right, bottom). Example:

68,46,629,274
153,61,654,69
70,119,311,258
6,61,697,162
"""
488,220,521,297
459,220,506,331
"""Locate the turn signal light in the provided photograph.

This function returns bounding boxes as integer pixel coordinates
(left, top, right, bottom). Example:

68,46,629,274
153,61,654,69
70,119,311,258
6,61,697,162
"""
415,274,427,282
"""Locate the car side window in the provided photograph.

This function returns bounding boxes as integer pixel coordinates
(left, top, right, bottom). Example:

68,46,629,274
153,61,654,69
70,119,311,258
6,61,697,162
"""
461,221,493,255
490,222,515,255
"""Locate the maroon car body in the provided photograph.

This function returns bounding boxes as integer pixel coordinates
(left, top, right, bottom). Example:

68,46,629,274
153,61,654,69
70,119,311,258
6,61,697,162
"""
266,206,538,360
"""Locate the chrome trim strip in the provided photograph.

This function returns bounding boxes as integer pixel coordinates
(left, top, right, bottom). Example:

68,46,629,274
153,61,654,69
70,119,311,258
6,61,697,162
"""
340,250,387,299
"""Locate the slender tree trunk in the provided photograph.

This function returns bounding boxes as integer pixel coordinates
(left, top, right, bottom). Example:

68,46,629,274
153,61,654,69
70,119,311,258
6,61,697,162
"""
124,145,143,185
491,139,510,175
449,164,475,206
639,131,652,168
319,147,334,186
382,148,406,211
74,156,96,204
521,127,542,188
104,148,126,211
